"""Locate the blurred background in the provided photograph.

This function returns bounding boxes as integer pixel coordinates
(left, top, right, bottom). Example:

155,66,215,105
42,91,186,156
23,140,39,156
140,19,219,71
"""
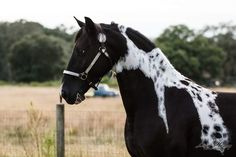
0,0,236,157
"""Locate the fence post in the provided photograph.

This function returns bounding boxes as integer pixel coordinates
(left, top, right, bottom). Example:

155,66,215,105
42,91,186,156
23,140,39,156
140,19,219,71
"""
56,103,65,157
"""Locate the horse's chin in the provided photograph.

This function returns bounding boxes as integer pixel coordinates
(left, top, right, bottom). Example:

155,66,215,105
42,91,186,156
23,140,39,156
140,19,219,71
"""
74,93,85,105
63,93,85,105
74,99,83,104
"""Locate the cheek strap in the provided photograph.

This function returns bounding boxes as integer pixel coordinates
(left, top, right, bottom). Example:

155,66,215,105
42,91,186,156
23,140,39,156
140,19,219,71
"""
63,25,113,90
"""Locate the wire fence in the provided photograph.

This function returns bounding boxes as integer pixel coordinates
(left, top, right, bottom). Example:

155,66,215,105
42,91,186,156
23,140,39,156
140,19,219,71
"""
0,107,129,157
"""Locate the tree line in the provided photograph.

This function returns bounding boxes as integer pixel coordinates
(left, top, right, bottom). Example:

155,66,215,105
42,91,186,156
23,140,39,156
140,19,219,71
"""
0,20,235,86
155,23,236,86
0,20,73,82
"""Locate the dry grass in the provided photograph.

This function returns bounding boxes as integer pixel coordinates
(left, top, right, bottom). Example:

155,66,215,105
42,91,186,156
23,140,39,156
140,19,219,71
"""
0,86,123,111
0,86,127,157
211,87,236,93
0,86,235,157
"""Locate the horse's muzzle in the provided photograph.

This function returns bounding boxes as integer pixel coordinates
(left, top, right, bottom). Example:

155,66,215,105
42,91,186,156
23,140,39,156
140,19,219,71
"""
74,93,85,104
61,89,85,105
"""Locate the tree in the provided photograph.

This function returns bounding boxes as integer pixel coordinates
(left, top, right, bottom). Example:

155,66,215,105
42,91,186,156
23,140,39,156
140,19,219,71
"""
0,38,8,80
9,34,66,82
217,32,236,83
0,19,74,81
44,24,74,41
155,25,225,85
0,20,44,80
0,22,11,80
201,23,236,84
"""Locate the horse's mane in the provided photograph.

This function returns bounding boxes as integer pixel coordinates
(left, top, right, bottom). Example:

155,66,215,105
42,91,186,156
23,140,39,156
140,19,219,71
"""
102,23,156,52
125,27,156,52
75,22,155,54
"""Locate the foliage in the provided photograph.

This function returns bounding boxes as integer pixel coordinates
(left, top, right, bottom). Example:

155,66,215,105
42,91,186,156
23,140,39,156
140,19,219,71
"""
0,19,73,82
43,24,74,41
0,20,236,85
9,34,66,82
155,25,226,85
0,20,44,80
201,23,236,85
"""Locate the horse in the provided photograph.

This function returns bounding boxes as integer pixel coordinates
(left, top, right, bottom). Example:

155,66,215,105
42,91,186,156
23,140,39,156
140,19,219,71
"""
61,17,236,157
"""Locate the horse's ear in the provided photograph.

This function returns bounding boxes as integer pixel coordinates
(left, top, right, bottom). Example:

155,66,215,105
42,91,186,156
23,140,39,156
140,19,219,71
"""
84,17,96,35
73,16,84,28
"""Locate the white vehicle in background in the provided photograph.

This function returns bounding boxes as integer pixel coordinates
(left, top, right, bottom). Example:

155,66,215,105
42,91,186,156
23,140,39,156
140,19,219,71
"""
94,84,119,97
85,84,119,98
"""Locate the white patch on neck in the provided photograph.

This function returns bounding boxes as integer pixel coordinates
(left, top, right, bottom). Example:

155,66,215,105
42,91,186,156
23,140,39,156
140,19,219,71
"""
115,25,231,153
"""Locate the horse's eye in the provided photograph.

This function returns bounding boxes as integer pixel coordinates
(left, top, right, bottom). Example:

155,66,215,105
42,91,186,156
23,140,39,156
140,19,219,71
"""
76,44,89,55
76,49,86,55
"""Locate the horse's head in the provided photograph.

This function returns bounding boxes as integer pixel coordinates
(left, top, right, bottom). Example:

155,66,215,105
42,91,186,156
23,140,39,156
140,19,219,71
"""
61,17,126,104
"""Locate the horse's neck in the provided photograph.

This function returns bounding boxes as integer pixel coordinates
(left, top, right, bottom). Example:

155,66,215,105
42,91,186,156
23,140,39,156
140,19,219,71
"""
114,27,231,153
116,69,158,116
115,26,185,87
114,28,186,131
114,26,211,132
115,43,185,85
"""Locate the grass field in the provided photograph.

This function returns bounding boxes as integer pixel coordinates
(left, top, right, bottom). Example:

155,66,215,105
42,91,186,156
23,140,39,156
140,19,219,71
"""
0,86,236,157
0,86,127,157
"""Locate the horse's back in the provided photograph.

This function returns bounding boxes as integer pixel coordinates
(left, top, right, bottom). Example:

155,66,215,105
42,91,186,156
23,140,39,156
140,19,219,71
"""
189,92,236,157
216,92,236,134
214,92,236,156
164,89,236,157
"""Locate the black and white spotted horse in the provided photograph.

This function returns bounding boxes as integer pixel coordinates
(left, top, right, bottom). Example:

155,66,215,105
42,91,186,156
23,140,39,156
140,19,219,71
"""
61,17,236,157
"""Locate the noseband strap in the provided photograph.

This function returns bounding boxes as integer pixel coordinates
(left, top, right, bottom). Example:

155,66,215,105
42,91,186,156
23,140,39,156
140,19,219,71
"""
63,24,112,90
63,70,80,78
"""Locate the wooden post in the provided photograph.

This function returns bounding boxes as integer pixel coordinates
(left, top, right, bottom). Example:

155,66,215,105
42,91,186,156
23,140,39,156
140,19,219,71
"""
56,104,65,157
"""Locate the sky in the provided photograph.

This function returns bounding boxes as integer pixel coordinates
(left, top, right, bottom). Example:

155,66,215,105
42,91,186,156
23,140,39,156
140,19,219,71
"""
0,0,235,37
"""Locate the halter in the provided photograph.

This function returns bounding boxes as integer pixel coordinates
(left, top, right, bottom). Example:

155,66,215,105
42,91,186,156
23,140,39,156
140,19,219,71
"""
63,25,112,90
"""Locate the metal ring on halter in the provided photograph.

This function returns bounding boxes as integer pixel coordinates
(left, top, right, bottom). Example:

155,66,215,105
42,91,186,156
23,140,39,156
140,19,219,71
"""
79,72,88,80
99,46,106,52
99,46,109,58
